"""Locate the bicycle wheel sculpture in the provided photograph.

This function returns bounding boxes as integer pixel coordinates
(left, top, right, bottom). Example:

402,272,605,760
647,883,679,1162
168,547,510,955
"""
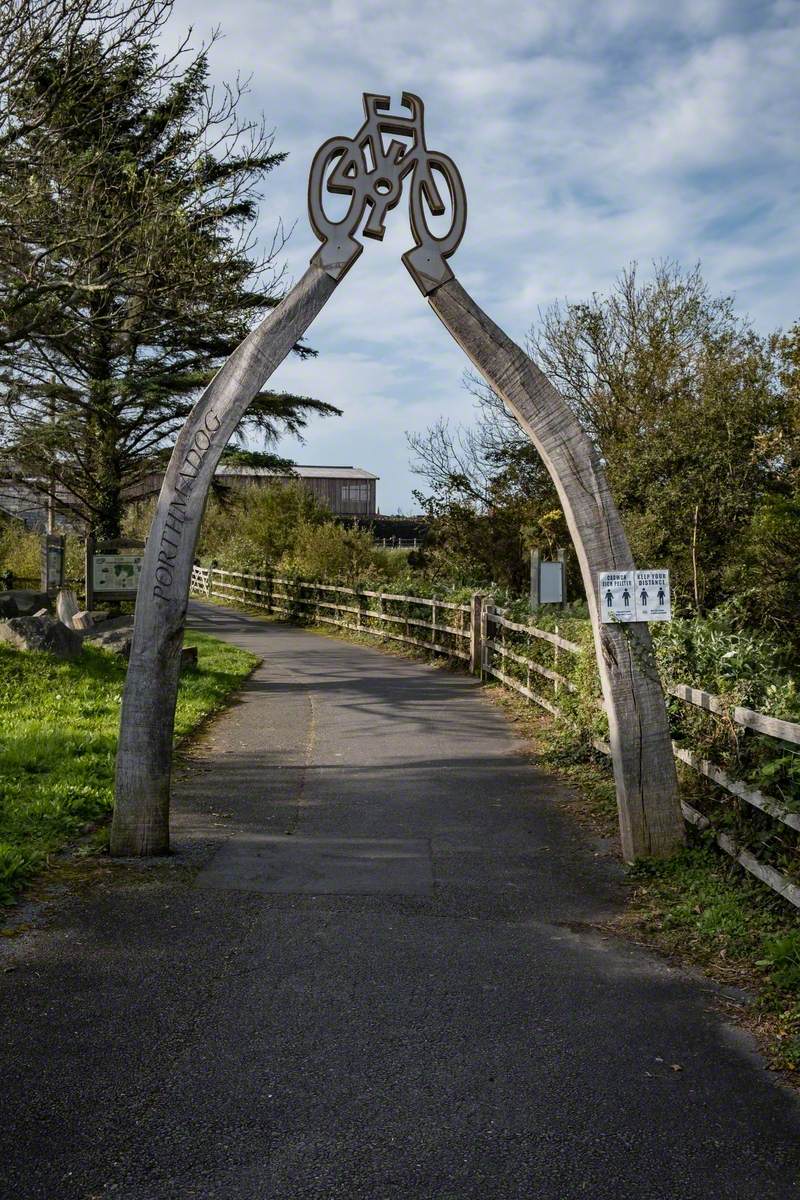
112,94,683,863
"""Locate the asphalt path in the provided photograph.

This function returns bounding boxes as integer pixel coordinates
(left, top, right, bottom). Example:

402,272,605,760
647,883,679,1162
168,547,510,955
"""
1,600,799,1199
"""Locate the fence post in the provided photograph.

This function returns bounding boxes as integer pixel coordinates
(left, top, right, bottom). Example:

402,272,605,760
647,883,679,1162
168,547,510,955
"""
84,535,95,611
480,596,495,680
529,548,540,611
469,593,483,675
553,622,560,698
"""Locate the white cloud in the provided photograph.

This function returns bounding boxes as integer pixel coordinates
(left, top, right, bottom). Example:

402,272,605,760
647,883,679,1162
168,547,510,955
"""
168,0,800,511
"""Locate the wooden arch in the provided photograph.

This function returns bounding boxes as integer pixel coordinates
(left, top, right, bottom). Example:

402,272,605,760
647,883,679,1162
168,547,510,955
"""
111,95,683,862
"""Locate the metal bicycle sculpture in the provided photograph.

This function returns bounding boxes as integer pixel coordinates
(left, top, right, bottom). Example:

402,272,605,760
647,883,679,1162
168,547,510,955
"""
112,94,684,863
308,92,466,293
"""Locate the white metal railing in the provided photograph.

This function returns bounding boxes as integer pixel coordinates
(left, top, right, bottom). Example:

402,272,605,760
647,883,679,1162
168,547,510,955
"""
189,567,800,908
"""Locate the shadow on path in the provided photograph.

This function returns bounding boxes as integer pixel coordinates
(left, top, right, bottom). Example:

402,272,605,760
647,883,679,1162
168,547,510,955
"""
0,600,799,1200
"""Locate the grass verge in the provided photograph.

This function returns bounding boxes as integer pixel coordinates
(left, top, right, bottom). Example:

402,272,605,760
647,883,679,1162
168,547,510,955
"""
488,683,800,1078
0,631,258,905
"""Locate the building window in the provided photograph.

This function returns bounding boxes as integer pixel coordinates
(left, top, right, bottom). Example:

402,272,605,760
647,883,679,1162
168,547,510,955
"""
341,481,369,507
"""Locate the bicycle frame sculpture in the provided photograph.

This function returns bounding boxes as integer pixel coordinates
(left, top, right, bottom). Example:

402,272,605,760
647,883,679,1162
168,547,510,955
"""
112,94,683,863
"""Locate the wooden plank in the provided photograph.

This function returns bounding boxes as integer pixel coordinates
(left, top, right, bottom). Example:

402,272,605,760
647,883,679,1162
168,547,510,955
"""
667,683,800,746
680,801,800,910
485,638,577,691
113,264,338,855
732,706,800,746
374,591,434,605
362,609,467,639
314,613,469,660
489,611,581,653
430,276,684,861
672,745,800,832
484,664,563,717
666,683,727,716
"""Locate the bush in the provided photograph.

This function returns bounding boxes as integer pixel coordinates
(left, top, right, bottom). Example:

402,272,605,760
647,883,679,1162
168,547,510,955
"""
0,521,84,586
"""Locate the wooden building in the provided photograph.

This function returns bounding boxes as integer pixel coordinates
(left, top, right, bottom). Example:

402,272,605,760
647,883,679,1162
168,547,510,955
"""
213,465,379,516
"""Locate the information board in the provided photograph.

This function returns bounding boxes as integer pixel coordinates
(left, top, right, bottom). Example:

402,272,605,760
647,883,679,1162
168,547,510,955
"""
41,534,65,595
93,553,143,594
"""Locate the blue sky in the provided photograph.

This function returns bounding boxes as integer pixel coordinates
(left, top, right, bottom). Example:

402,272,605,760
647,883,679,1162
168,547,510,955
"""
170,0,800,514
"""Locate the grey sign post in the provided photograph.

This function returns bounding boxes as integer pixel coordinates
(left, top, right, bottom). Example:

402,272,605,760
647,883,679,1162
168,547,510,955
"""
41,533,65,596
530,548,566,611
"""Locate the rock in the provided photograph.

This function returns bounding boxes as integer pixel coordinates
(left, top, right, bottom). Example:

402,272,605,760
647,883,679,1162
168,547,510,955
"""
56,588,80,629
0,594,19,618
86,627,133,658
72,610,95,631
180,645,198,670
7,590,50,616
89,610,111,625
0,615,83,659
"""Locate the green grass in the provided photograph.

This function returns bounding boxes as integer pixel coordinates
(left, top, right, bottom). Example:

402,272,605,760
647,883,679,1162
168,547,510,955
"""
625,849,800,1072
485,681,800,1075
0,632,258,905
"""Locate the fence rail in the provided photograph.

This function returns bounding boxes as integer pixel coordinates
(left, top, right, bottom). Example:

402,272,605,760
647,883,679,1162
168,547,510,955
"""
190,566,800,909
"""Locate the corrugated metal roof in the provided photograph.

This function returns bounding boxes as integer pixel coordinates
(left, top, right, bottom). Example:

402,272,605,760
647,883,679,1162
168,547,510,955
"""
215,465,379,480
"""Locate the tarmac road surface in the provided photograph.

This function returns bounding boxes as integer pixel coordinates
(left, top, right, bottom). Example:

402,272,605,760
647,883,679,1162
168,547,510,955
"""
1,600,799,1199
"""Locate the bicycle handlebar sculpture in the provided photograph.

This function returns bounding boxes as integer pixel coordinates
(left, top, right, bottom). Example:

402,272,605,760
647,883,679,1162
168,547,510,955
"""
308,92,466,293
112,94,683,863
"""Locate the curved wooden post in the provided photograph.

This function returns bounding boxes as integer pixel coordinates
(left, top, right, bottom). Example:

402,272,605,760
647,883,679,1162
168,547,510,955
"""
111,265,338,855
113,92,683,863
428,277,684,861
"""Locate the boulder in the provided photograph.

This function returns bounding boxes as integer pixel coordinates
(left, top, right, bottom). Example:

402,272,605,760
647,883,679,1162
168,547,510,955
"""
86,627,133,658
0,594,19,618
7,590,50,616
0,615,82,659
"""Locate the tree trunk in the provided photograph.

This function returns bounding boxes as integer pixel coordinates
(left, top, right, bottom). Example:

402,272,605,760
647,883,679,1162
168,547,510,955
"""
111,265,338,855
428,277,684,861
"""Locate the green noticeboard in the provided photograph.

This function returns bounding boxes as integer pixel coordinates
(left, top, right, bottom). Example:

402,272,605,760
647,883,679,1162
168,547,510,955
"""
85,538,145,608
92,553,143,594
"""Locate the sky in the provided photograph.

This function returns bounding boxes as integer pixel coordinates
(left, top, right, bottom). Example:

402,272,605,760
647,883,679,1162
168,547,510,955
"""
169,0,800,514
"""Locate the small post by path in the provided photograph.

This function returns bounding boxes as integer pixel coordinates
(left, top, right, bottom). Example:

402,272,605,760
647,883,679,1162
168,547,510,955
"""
469,593,484,675
480,596,494,680
529,549,540,611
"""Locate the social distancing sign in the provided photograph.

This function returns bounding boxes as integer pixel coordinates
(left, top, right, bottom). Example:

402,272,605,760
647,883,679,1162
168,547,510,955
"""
599,571,636,622
598,569,671,623
634,570,671,621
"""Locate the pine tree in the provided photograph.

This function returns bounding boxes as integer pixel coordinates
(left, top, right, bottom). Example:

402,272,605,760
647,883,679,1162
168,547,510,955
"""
0,7,337,537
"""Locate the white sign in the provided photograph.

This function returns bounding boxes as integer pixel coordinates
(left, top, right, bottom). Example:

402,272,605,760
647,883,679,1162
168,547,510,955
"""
598,570,636,623
598,568,672,622
93,553,143,593
634,569,671,621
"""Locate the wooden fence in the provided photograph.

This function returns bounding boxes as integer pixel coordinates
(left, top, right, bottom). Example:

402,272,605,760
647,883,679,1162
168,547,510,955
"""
190,565,800,909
